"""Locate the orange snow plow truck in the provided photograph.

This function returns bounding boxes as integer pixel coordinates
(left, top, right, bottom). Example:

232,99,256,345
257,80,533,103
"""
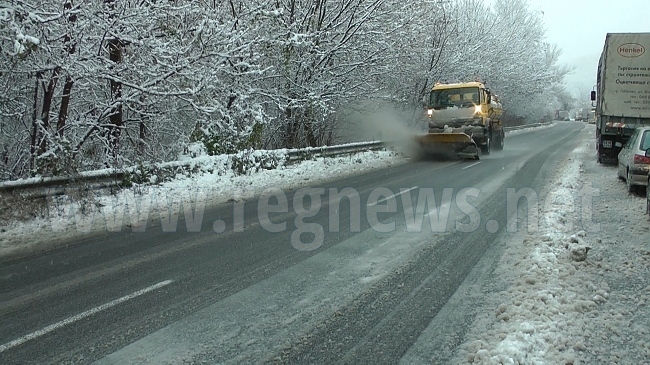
415,81,504,159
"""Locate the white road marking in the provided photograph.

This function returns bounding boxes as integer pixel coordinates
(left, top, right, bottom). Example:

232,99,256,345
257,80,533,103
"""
367,186,419,206
0,279,174,353
462,162,481,170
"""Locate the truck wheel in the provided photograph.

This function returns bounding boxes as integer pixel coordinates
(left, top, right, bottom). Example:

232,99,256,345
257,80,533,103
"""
480,133,491,155
597,145,603,164
493,130,504,151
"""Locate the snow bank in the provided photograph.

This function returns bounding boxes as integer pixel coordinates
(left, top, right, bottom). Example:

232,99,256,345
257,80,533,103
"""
455,125,650,364
504,122,555,137
0,150,405,261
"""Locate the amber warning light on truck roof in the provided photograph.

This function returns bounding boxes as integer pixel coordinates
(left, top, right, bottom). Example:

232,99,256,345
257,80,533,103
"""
617,43,645,58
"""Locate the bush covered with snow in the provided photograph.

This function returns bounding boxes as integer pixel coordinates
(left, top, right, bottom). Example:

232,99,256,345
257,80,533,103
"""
179,142,208,160
119,148,290,187
230,149,288,176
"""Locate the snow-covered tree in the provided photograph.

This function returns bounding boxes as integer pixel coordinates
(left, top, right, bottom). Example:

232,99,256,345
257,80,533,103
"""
256,0,398,148
415,0,563,124
0,0,574,181
1,0,269,176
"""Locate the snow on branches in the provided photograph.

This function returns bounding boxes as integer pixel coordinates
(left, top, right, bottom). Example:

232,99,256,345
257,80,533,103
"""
0,0,571,180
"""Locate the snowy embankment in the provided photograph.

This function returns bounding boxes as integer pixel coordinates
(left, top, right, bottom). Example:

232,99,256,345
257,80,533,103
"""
0,124,551,262
504,122,555,136
0,149,405,261
455,124,650,364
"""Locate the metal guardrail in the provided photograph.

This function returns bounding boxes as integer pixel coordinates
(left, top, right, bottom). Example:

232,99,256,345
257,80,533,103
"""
0,141,387,196
285,141,385,162
0,122,553,195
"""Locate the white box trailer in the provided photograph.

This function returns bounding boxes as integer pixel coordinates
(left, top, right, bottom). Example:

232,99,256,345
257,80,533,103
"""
576,108,589,121
558,110,569,121
592,33,650,164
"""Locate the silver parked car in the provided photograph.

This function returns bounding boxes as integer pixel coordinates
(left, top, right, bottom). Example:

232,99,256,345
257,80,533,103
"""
618,126,650,193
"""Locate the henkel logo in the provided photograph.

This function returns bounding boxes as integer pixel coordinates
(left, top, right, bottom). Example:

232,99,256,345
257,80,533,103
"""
617,43,645,58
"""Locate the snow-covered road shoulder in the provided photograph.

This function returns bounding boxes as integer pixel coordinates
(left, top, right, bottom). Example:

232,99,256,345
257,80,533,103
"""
0,150,405,262
504,122,556,137
454,124,650,364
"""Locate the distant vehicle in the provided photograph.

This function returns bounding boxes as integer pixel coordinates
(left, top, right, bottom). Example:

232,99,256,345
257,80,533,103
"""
576,108,589,122
592,32,650,164
588,109,596,124
557,110,570,121
617,126,650,192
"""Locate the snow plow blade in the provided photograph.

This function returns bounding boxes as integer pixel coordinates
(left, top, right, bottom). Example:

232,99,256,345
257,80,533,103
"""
414,133,479,160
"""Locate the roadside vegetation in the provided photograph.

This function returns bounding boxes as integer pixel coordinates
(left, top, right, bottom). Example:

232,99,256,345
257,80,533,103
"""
0,0,572,181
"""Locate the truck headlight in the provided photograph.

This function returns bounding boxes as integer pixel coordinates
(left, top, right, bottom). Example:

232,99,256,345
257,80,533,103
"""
474,105,482,114
427,109,433,117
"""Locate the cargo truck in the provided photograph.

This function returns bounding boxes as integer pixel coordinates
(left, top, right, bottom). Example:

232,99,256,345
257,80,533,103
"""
576,108,590,122
592,33,650,164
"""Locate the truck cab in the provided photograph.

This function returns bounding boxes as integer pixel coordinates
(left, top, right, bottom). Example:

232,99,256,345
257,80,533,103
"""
424,82,504,153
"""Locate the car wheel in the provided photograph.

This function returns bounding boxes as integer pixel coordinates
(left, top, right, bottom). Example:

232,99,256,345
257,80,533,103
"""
627,170,635,193
647,181,650,215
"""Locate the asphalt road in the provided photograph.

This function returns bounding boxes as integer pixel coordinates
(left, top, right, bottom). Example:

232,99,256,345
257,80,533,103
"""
0,122,586,364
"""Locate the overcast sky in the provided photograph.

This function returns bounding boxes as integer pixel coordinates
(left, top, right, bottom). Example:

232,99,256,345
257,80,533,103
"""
525,0,649,98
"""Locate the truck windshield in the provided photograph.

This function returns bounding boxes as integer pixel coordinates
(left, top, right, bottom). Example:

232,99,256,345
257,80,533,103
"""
429,87,480,109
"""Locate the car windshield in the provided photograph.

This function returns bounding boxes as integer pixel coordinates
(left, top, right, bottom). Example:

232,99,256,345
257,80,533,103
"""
428,87,479,109
640,130,650,151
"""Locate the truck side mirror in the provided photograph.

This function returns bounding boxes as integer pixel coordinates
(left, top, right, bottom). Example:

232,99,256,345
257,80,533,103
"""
590,90,596,101
646,148,650,158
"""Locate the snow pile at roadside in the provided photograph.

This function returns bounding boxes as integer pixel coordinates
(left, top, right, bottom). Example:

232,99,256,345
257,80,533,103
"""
454,126,650,364
457,144,593,365
504,122,555,137
0,149,405,260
